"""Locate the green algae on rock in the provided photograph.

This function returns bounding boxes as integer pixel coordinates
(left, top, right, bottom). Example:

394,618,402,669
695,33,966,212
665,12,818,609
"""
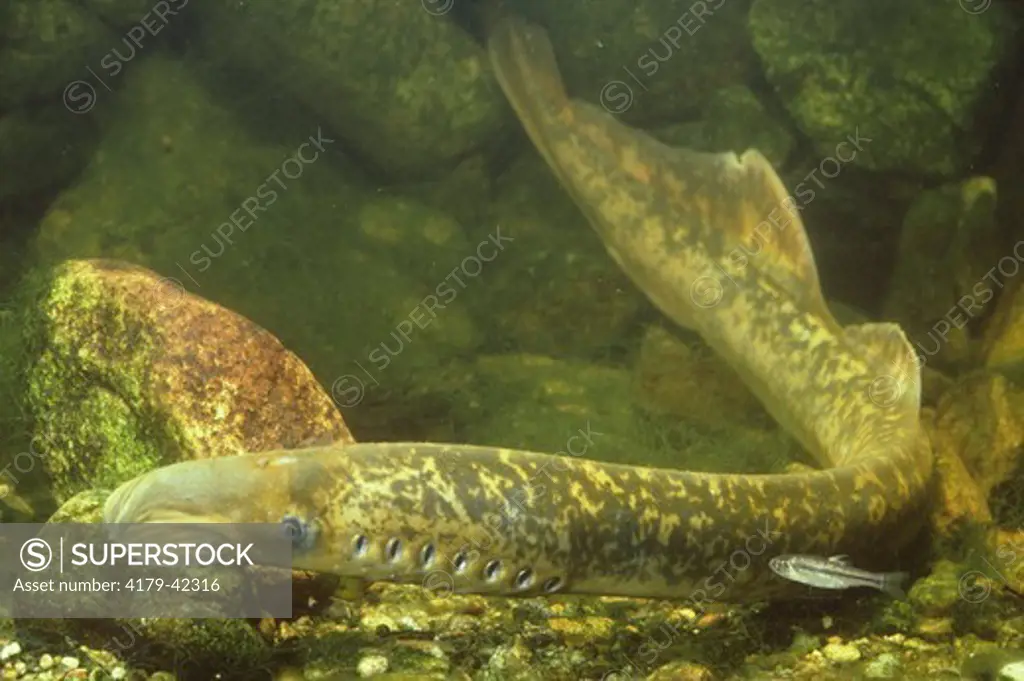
511,0,757,124
983,277,1024,372
397,349,799,476
23,259,352,503
882,177,1002,371
749,0,1016,176
0,0,114,109
650,85,795,169
31,54,482,392
192,0,509,178
932,373,1024,500
922,408,994,538
481,154,642,361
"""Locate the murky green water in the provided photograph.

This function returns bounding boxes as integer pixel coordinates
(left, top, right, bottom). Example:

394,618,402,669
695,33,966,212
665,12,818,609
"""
0,1,1022,679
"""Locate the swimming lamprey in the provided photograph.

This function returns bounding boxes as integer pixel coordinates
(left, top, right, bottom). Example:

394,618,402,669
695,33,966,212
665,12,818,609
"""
103,17,933,602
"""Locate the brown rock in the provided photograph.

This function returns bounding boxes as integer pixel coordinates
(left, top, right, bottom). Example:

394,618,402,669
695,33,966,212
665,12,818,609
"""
24,258,353,615
25,258,353,503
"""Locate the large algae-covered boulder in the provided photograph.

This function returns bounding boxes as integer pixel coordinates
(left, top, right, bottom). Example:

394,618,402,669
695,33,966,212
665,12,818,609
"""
193,0,508,178
882,177,1002,371
635,326,778,433
921,409,993,537
750,0,1016,176
920,371,1024,538
650,85,795,168
23,259,353,503
32,54,482,398
512,0,756,123
0,0,114,109
983,277,1024,373
13,260,354,678
931,372,1024,499
479,154,642,361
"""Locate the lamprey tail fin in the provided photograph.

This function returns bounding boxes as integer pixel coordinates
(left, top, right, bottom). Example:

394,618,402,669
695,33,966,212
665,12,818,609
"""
879,571,910,600
487,16,571,173
487,15,619,248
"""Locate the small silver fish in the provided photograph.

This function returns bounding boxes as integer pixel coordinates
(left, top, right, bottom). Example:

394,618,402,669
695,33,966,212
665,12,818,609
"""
769,554,909,599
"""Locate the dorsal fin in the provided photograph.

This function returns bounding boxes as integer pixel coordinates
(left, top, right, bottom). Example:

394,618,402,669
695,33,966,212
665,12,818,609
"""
712,149,838,329
843,322,922,414
488,16,836,329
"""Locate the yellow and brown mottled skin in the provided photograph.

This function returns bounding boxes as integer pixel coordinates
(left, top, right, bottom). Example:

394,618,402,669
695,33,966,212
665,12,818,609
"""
104,18,933,603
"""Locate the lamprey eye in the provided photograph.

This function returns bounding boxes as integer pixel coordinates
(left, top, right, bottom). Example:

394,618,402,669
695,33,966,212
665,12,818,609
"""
483,559,503,582
452,550,469,573
385,537,403,563
281,514,317,551
420,543,436,567
542,576,564,593
352,534,370,558
513,568,534,590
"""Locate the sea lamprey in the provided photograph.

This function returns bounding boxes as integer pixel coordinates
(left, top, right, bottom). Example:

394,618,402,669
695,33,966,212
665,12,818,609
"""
103,17,933,603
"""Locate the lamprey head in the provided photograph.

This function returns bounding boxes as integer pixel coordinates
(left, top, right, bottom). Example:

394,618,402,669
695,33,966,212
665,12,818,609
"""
103,451,315,525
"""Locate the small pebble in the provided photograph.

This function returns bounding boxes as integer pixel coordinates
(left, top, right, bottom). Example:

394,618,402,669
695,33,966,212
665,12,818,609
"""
38,654,54,670
822,642,862,663
61,656,80,669
356,654,389,677
864,652,902,678
0,642,20,661
1001,660,1024,681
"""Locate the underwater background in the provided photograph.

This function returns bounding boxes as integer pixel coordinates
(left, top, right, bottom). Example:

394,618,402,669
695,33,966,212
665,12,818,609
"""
1,0,1023,678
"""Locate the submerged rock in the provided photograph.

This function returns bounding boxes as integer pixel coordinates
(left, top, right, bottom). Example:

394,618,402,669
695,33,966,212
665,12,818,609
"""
0,0,114,109
193,0,508,178
513,0,756,124
932,372,1024,498
983,277,1024,372
31,54,482,396
750,0,1016,176
482,154,641,361
23,258,352,502
883,177,1003,371
924,407,994,536
650,85,794,168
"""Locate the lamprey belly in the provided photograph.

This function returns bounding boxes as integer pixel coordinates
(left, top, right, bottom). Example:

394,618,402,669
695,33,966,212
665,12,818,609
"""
102,17,933,602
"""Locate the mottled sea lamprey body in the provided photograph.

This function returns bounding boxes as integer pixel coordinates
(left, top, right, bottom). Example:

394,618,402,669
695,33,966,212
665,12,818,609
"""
103,18,933,602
